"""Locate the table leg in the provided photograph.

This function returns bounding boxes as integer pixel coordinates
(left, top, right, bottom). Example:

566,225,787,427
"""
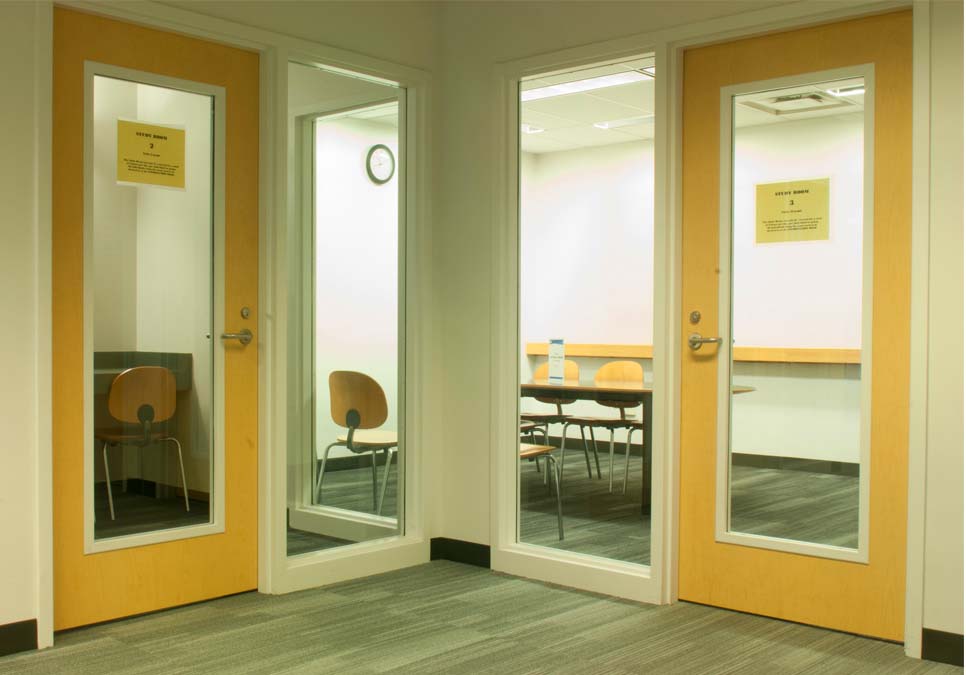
641,394,652,516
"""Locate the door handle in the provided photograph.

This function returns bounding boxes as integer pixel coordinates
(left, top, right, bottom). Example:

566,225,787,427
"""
221,328,253,346
688,332,723,351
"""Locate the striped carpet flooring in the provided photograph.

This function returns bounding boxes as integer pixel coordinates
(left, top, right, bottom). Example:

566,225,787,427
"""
1,561,957,674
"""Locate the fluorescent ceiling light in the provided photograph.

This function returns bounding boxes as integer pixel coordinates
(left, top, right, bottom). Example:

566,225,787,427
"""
522,71,650,102
639,66,655,77
592,114,654,130
826,86,865,97
521,124,544,134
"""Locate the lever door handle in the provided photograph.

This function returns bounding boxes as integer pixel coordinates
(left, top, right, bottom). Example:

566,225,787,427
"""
221,328,253,346
688,333,723,351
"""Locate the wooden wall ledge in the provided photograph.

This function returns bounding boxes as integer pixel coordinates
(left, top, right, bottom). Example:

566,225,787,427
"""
525,343,860,365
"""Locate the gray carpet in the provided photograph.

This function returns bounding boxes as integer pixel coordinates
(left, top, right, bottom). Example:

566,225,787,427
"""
0,561,956,674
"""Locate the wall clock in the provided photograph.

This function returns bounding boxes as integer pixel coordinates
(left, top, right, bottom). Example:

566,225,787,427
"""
366,144,395,184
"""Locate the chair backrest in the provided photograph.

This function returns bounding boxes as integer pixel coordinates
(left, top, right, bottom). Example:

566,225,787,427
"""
107,366,177,425
533,359,579,409
594,360,643,412
329,371,388,430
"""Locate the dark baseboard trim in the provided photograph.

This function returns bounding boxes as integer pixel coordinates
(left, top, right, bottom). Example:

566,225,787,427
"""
922,628,964,666
430,538,491,568
0,618,37,657
731,453,860,477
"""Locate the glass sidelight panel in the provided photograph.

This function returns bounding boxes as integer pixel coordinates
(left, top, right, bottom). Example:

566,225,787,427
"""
723,75,869,552
286,62,404,557
517,57,656,566
90,74,215,540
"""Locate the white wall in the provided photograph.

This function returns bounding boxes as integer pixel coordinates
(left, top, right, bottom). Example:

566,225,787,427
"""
92,78,138,350
0,0,46,636
314,117,399,458
733,114,864,349
520,141,656,347
922,0,963,637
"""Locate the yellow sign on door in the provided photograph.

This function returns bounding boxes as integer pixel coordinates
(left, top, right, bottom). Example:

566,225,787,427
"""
756,178,829,243
117,119,185,189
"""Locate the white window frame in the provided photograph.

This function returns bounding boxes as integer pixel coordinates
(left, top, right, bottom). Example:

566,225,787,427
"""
491,47,671,605
82,61,227,554
286,95,405,549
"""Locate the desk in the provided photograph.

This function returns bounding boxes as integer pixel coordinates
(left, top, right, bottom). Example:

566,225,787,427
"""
521,379,754,515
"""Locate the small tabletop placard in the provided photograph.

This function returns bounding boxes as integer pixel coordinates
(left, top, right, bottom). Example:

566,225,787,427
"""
548,339,564,384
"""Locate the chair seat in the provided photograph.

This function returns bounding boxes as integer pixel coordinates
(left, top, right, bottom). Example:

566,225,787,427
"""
519,443,556,459
521,412,571,424
337,430,398,448
566,417,643,429
95,429,170,443
520,420,540,432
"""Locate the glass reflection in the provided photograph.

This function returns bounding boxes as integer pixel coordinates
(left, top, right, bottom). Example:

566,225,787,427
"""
287,62,402,556
92,75,214,539
728,77,865,548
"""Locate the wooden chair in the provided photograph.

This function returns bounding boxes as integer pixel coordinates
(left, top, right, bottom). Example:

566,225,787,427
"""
522,360,599,480
520,442,564,540
95,366,189,520
567,360,645,494
315,371,397,516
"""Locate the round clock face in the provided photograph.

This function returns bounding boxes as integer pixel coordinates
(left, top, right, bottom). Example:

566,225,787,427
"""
366,144,395,184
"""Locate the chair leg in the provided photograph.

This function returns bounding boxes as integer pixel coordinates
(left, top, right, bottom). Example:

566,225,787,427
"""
103,442,116,521
608,429,616,493
164,437,190,513
558,423,569,487
377,448,395,516
370,450,379,511
622,428,634,495
588,426,601,480
577,424,593,479
315,442,340,503
545,454,564,541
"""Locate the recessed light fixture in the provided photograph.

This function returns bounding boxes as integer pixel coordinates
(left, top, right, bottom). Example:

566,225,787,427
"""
592,114,654,130
638,66,656,77
522,71,650,102
521,124,545,134
826,85,865,97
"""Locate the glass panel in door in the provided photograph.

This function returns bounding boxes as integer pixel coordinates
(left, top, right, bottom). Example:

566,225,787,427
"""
91,74,215,540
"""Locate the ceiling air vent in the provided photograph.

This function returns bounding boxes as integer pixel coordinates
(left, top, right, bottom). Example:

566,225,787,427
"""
739,90,854,116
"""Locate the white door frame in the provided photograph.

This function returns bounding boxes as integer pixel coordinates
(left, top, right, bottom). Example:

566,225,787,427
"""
488,0,929,655
36,0,434,646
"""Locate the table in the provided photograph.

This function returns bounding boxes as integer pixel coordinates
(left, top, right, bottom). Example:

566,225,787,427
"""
520,379,754,515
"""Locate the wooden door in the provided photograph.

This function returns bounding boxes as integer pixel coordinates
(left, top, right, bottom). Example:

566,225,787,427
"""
679,11,911,640
53,8,259,630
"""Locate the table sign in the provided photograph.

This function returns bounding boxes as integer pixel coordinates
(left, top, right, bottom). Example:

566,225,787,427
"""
548,339,564,384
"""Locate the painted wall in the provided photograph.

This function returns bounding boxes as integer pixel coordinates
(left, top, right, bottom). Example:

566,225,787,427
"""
923,0,963,637
0,0,45,635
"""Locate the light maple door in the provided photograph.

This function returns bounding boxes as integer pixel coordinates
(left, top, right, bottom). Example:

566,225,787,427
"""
679,11,911,640
53,7,259,630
